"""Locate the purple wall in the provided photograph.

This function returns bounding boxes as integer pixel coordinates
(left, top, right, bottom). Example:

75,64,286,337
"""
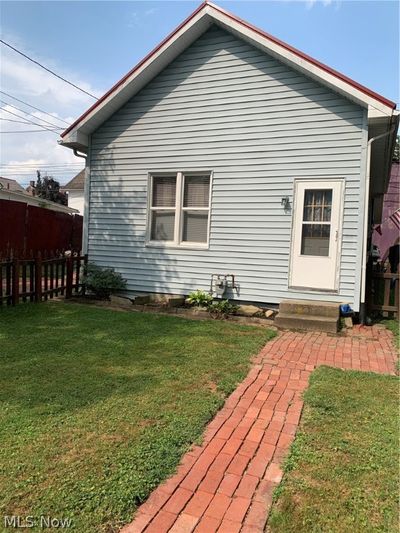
372,162,400,260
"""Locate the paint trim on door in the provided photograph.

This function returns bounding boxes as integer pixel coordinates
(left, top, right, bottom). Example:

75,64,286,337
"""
288,177,345,293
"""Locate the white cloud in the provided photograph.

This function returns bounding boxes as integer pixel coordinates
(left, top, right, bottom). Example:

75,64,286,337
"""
305,0,337,9
0,33,104,186
1,46,101,107
127,7,158,28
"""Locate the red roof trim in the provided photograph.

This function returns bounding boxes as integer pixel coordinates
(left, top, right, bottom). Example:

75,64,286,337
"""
211,2,396,110
61,1,395,139
61,1,208,138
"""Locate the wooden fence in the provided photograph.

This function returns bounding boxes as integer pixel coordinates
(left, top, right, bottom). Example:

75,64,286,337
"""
0,199,83,256
367,271,399,318
0,252,87,306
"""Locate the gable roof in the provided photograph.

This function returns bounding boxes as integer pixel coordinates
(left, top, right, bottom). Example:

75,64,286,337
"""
60,1,397,151
60,169,85,191
0,176,27,193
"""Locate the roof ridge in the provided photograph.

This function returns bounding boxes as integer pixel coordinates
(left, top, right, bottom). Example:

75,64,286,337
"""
61,1,396,140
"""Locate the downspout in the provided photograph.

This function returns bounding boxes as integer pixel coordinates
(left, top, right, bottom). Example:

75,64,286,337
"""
73,149,87,161
359,126,396,325
72,148,89,254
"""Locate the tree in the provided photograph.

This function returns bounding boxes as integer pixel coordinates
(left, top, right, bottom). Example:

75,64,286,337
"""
34,170,67,205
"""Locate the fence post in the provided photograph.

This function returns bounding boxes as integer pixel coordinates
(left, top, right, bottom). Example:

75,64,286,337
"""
35,253,42,303
12,256,19,306
365,260,373,314
82,254,88,296
66,256,73,299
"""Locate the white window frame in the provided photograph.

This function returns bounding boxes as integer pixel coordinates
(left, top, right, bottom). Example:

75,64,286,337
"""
146,171,212,250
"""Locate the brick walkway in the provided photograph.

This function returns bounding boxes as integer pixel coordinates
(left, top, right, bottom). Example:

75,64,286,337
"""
122,325,398,533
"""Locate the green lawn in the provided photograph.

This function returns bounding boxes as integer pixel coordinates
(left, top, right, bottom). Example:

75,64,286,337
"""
0,302,274,532
268,366,399,533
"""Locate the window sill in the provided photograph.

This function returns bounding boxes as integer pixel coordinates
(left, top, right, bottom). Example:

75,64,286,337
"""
145,242,210,251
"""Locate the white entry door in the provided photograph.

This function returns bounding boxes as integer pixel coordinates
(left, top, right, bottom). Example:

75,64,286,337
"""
290,179,343,291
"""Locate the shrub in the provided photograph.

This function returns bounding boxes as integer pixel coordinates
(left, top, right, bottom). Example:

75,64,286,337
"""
208,300,239,319
186,289,213,308
83,263,127,300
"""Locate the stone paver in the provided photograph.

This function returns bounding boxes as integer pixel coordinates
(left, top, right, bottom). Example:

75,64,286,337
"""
121,325,398,533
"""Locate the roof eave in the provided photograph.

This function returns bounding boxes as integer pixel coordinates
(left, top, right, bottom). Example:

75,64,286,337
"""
0,189,79,214
58,131,89,153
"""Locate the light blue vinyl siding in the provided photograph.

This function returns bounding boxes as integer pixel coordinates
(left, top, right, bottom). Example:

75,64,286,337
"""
88,25,367,309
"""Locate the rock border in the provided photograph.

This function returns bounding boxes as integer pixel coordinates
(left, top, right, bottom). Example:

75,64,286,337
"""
66,296,277,329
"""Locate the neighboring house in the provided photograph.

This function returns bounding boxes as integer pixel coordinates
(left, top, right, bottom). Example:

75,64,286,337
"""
60,170,85,214
0,177,27,193
0,187,78,214
25,181,37,196
372,161,400,261
60,1,398,317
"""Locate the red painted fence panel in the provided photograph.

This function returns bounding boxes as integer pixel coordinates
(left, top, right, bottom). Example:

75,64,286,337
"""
0,199,82,255
0,200,26,253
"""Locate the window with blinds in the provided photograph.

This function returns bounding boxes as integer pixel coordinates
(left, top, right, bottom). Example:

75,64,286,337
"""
150,176,176,241
148,172,211,246
182,175,210,243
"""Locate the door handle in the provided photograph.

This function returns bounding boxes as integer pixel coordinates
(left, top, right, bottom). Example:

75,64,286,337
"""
335,230,339,241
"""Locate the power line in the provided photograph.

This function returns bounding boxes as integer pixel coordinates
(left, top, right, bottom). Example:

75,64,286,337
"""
0,99,67,129
0,39,98,100
1,169,81,173
1,107,62,130
1,171,82,175
1,163,82,168
0,130,63,134
1,173,79,177
0,162,84,170
0,117,37,125
1,163,83,168
0,90,70,125
1,161,82,166
1,167,82,171
1,108,62,133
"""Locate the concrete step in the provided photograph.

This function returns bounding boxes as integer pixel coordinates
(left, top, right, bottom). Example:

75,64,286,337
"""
274,313,339,333
279,299,340,319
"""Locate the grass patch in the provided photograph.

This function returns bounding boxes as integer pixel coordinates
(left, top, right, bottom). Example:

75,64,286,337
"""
268,366,399,533
382,319,399,351
0,302,275,532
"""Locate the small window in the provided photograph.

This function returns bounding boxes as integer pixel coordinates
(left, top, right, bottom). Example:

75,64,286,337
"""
301,189,332,257
148,172,211,247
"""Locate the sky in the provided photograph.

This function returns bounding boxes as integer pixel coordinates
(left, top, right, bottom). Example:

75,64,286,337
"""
0,0,399,186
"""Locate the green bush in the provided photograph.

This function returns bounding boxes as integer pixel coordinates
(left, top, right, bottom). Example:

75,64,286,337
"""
208,300,239,319
83,263,127,300
186,289,213,308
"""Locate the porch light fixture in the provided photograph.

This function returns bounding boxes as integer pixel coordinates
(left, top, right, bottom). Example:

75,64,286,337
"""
281,196,290,211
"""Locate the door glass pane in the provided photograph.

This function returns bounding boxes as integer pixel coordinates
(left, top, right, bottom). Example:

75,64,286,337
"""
182,211,208,243
303,189,332,222
183,175,210,207
323,206,331,222
152,176,176,207
301,224,330,256
151,211,175,241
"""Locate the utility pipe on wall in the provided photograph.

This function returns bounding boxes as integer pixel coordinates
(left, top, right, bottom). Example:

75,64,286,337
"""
72,148,89,253
359,126,396,325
